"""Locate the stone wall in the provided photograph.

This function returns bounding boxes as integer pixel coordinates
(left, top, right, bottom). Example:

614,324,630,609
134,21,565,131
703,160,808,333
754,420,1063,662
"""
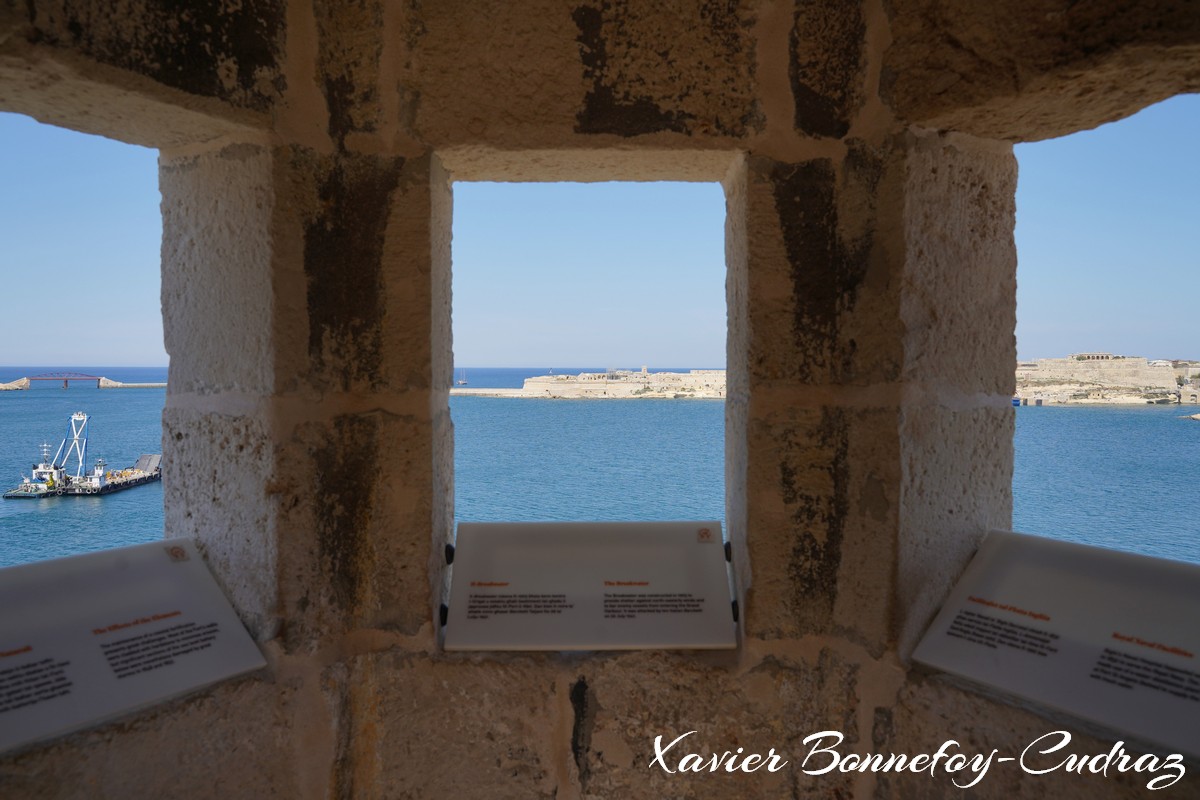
517,370,727,398
2,2,1198,798
1017,356,1178,390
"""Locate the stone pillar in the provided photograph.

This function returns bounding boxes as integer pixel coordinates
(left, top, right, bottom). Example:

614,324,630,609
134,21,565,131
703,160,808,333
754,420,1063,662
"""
160,142,281,642
159,138,451,795
162,142,447,645
731,129,1016,659
895,130,1017,655
732,142,904,655
265,148,446,651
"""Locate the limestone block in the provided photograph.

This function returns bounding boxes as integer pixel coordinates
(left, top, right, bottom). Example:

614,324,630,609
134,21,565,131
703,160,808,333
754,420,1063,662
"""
744,404,900,649
430,401,456,619
162,407,277,641
274,411,435,651
725,156,753,599
293,148,403,392
724,390,751,602
897,406,1013,657
369,654,562,799
405,0,596,149
577,649,860,798
884,677,1163,797
900,132,1017,397
0,676,294,800
21,0,286,112
741,152,904,388
161,143,276,397
789,0,867,138
312,0,384,148
883,0,1200,141
410,0,759,148
0,52,267,149
429,156,455,621
571,0,760,139
280,148,437,394
830,416,902,656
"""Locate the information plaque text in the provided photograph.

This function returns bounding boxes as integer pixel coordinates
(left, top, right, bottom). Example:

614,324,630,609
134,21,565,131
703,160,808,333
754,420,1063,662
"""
444,521,737,651
0,538,266,753
913,531,1200,759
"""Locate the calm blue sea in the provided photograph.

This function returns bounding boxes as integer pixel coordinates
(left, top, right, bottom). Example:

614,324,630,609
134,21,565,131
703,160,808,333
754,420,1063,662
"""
1013,404,1200,564
1,366,1197,567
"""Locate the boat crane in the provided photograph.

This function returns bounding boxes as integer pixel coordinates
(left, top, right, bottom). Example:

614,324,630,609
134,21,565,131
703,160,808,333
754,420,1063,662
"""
52,411,91,479
3,411,162,499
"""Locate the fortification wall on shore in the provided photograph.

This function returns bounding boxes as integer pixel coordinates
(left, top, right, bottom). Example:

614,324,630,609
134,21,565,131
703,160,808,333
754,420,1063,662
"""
521,369,726,399
1016,356,1177,390
451,370,727,398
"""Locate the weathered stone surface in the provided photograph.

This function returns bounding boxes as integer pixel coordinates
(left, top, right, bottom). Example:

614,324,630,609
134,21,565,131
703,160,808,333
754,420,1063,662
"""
742,152,903,388
0,53,267,148
270,149,439,395
0,676,294,800
161,143,276,397
885,677,1163,798
789,0,867,138
573,0,760,138
371,655,561,799
276,411,435,650
313,0,382,149
900,132,1017,397
162,407,277,641
22,0,286,112
579,649,860,798
404,0,591,149
746,404,899,650
292,149,405,393
883,0,1200,141
897,406,1013,655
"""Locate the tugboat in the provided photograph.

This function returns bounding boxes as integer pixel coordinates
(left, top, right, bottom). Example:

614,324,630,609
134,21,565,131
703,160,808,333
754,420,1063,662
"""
2,442,64,498
3,412,162,499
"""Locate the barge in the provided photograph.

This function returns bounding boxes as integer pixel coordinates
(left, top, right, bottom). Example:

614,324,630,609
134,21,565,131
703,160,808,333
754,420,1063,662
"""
3,412,162,500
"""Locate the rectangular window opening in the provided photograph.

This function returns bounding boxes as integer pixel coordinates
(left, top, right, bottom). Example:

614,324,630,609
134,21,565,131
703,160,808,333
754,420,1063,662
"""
1013,94,1200,566
0,112,166,568
449,181,728,529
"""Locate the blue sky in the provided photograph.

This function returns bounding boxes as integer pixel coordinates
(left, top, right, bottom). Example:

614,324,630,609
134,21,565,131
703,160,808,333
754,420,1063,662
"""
1014,95,1200,361
1,94,1196,368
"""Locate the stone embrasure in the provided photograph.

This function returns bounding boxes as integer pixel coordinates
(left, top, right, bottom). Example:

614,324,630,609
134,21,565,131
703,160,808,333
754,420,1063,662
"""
2,1,1197,798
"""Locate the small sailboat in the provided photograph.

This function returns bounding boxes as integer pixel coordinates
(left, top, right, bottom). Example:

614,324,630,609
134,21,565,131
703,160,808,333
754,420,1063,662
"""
456,368,468,386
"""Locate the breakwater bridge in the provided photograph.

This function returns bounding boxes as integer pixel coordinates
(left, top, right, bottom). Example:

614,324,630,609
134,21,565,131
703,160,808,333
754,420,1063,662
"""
0,371,166,390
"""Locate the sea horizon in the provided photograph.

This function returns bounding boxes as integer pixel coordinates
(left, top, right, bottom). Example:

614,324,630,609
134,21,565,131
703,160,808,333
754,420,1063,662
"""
3,366,1197,568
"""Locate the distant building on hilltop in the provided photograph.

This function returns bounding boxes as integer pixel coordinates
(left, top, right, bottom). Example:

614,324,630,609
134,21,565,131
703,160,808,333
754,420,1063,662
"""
1016,353,1177,392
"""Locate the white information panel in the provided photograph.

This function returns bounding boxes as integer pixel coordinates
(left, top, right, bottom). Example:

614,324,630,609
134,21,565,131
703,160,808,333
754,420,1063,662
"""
914,531,1200,758
0,538,266,753
444,521,736,651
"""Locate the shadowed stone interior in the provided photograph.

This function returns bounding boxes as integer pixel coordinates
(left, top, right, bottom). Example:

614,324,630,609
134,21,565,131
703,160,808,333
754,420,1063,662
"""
1,1,1196,796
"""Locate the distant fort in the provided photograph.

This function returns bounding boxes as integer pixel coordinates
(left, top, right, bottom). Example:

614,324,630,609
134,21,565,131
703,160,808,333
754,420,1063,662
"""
451,368,726,399
1016,353,1200,405
449,358,1200,404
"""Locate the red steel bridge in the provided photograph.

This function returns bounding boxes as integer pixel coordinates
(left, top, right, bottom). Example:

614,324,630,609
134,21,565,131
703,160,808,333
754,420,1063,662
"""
26,372,106,389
